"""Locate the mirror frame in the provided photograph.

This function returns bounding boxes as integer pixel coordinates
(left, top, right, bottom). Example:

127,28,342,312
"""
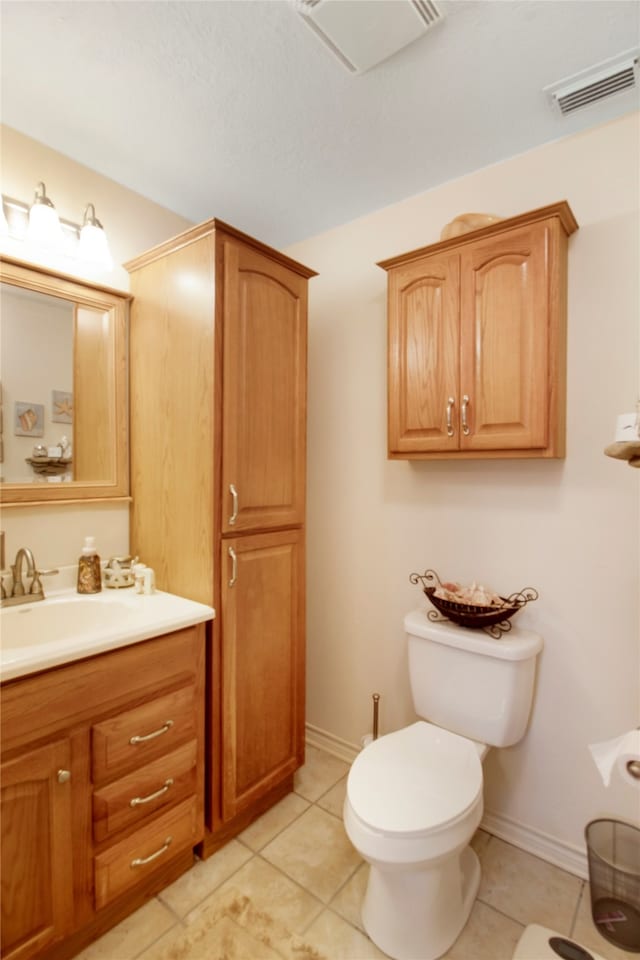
0,255,131,506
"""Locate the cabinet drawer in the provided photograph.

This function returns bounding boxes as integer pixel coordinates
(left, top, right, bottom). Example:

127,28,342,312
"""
93,740,198,843
94,796,200,909
92,685,197,783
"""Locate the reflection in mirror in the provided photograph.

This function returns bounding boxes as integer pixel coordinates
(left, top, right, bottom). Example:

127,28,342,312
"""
0,256,131,505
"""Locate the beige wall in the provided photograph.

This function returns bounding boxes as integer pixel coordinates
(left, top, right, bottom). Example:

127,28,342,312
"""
2,116,638,873
287,112,640,873
0,125,192,570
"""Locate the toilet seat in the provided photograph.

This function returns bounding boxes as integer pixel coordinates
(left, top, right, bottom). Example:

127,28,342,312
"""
347,721,483,836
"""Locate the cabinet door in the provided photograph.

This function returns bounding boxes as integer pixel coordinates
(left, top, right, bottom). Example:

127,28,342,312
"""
1,740,75,960
221,239,307,533
387,252,460,455
221,529,304,820
459,223,550,451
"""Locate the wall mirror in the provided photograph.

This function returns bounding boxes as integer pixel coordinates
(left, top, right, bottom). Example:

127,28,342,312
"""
0,255,131,505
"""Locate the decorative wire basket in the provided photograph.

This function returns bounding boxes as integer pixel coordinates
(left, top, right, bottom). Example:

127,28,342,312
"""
409,569,538,638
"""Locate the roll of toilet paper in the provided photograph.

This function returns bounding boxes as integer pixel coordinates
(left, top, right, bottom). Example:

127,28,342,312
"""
588,729,640,787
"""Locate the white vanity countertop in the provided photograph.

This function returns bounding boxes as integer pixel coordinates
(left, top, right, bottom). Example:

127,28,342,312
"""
0,588,215,682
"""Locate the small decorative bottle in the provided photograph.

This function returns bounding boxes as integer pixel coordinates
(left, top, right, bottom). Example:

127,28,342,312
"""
77,536,102,594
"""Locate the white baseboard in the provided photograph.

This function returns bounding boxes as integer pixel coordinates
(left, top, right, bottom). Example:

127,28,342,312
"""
305,722,589,880
481,810,588,880
305,723,360,764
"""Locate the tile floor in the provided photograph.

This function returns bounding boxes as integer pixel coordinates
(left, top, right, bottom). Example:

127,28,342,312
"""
74,745,637,960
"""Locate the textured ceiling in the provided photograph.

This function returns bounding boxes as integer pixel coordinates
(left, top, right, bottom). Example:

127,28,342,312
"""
1,0,639,248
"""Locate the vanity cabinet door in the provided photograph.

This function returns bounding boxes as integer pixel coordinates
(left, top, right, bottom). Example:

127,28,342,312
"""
0,739,75,960
221,238,307,534
220,529,305,820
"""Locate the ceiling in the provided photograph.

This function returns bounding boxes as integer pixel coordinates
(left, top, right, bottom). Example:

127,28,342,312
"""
1,0,639,249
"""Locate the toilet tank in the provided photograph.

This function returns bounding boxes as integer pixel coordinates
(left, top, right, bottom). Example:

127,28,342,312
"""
404,610,543,747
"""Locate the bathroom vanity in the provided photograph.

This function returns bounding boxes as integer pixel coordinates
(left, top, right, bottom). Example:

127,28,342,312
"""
0,593,213,960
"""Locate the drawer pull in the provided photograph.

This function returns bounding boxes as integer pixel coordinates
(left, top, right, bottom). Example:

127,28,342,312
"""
129,720,174,745
130,836,172,868
129,778,174,807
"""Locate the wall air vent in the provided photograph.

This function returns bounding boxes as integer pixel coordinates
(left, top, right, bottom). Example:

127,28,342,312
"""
295,0,444,75
545,50,639,116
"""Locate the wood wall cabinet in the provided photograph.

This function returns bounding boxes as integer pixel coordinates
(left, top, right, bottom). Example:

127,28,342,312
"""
125,221,315,855
379,201,578,460
0,627,205,960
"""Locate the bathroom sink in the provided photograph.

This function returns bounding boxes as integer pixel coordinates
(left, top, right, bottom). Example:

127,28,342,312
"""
0,589,215,681
1,595,136,648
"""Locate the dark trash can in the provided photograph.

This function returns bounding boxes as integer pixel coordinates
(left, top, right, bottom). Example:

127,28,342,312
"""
585,818,640,953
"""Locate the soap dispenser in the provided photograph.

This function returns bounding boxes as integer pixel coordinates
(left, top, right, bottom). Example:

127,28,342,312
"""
77,536,102,594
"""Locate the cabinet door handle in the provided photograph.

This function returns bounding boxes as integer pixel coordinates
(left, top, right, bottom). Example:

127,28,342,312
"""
57,769,71,784
129,720,174,745
446,397,455,437
461,394,471,436
229,484,239,525
129,778,174,807
228,546,237,587
130,836,172,868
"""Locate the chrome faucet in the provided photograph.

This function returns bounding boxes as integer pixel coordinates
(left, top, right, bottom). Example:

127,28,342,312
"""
1,545,58,607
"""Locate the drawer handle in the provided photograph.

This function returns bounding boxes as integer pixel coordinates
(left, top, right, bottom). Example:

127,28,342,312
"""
129,778,174,807
130,836,172,868
129,720,174,745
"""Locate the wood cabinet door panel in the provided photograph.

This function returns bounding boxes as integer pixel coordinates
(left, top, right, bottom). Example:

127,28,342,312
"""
459,225,549,450
1,739,74,960
221,530,304,820
222,240,307,533
387,253,460,454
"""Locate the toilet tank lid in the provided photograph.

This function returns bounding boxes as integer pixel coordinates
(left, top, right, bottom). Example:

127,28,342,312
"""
404,609,543,661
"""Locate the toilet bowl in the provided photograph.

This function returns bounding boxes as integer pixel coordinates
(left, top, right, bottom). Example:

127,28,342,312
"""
343,612,543,960
344,721,485,960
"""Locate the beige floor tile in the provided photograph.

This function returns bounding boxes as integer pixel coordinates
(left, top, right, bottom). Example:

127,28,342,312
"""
239,791,310,851
317,775,347,817
157,839,252,917
294,745,350,802
443,899,525,960
206,855,324,934
478,837,582,933
72,899,177,960
572,884,640,959
304,908,389,959
261,805,362,903
329,862,369,932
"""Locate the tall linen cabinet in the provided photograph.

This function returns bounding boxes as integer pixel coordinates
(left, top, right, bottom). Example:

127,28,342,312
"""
126,221,316,854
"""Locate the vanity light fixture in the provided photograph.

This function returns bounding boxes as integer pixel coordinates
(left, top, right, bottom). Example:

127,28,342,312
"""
26,181,65,252
0,184,114,270
78,203,113,268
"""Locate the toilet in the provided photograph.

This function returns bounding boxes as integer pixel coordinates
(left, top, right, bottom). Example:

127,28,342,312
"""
344,609,543,960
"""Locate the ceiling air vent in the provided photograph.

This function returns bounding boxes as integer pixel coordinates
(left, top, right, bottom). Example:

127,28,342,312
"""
545,50,639,116
295,0,444,75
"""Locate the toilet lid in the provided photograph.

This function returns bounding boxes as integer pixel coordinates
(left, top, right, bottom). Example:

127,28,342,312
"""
347,722,482,836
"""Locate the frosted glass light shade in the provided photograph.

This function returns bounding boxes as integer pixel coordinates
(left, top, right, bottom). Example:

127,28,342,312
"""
78,204,113,268
27,182,64,251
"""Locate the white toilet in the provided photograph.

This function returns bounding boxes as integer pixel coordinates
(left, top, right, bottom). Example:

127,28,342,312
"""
344,609,543,960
